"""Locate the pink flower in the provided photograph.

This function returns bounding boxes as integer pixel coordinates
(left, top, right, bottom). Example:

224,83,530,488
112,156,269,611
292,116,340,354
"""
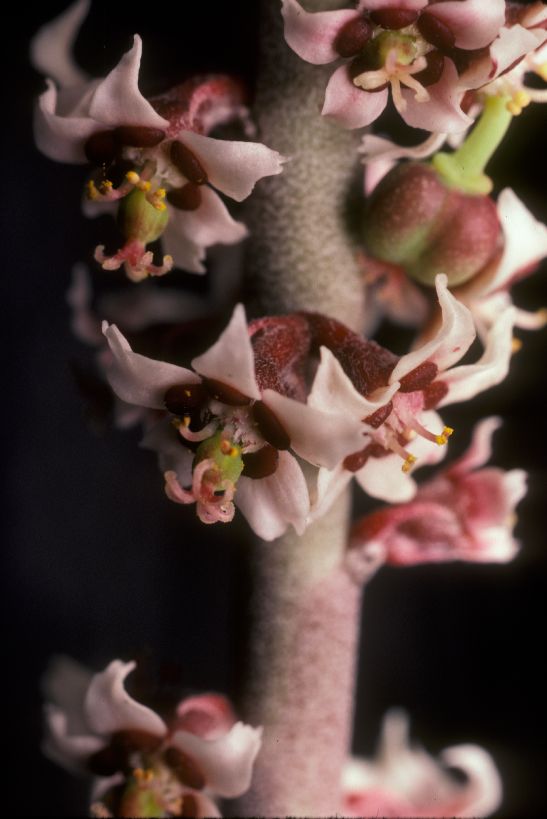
102,305,371,540
342,709,502,817
42,657,262,818
350,417,527,569
308,274,515,512
31,1,284,280
282,0,506,131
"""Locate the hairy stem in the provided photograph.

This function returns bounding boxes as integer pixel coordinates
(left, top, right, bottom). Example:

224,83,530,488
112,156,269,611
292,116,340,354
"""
232,2,366,815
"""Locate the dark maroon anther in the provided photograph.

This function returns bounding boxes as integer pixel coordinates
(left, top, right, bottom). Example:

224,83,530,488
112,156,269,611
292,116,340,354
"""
114,125,166,148
170,141,208,184
423,379,449,409
370,8,419,29
84,130,117,165
399,361,438,393
163,747,206,790
334,16,372,58
417,11,456,53
242,445,279,479
164,383,208,416
414,49,445,87
87,730,161,776
203,378,252,406
252,401,291,451
343,447,370,473
364,401,393,429
167,182,203,211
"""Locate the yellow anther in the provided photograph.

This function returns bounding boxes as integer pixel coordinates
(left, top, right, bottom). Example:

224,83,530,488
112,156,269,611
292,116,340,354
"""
182,415,191,427
137,180,151,192
435,425,454,446
86,180,100,200
184,389,191,397
156,188,166,199
514,90,530,108
401,454,417,473
153,201,167,211
133,767,154,783
100,179,113,192
511,337,523,353
126,170,140,185
536,63,547,82
506,101,522,116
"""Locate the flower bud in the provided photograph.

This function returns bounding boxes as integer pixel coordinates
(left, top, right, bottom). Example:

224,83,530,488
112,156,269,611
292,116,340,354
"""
362,162,501,287
117,188,169,245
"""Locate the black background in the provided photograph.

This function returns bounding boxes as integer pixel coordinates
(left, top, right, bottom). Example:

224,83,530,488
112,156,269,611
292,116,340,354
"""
4,2,546,815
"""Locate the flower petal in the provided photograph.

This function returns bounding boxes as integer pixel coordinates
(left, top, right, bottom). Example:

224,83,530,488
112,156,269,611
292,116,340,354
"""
439,744,503,818
42,655,95,735
427,0,505,50
191,304,261,400
88,35,169,129
308,463,353,524
34,79,99,163
141,420,194,488
360,132,448,193
446,416,501,476
440,306,515,406
176,131,285,202
102,322,199,409
236,451,310,541
170,722,263,798
358,0,426,8
389,274,475,383
43,705,105,772
323,64,388,129
484,188,547,294
30,0,90,87
166,186,248,273
281,0,359,65
175,694,236,740
399,58,472,133
84,660,167,737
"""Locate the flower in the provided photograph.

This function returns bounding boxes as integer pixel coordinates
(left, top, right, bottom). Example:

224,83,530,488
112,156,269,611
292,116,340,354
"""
31,0,284,280
307,274,515,512
282,0,506,131
342,709,502,817
102,304,375,540
349,416,527,570
42,656,262,818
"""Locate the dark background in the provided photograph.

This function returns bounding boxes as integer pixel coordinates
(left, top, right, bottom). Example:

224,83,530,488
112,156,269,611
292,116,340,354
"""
4,2,546,815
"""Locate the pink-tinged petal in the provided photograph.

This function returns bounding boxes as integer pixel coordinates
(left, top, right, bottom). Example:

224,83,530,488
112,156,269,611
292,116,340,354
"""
322,64,388,129
360,132,447,193
102,322,199,409
170,722,262,798
427,0,505,50
308,464,353,524
30,0,90,87
141,421,194,487
88,35,169,129
42,655,94,735
175,130,285,202
236,451,310,540
187,792,222,819
175,694,236,740
358,0,426,9
84,660,167,737
281,0,359,65
308,347,400,423
440,306,515,406
166,187,248,273
439,745,503,818
503,468,528,510
43,705,105,772
485,188,547,294
262,388,366,470
191,304,261,400
447,416,501,476
461,25,546,90
34,80,98,163
399,59,472,133
390,274,475,383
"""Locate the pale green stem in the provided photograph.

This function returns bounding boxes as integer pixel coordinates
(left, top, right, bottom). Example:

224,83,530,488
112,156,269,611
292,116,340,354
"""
432,94,513,194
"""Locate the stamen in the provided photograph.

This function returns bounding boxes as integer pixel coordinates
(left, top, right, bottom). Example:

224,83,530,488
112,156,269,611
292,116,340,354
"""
387,436,418,472
94,242,173,282
535,63,547,82
511,337,522,353
220,439,240,457
178,420,218,442
435,425,454,446
133,768,154,784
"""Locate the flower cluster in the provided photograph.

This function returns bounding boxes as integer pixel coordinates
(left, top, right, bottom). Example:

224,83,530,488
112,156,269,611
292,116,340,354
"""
43,657,262,818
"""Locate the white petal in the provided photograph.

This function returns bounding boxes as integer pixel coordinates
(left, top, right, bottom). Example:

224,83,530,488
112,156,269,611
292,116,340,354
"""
236,452,310,540
34,79,98,163
103,322,199,409
162,219,207,274
88,35,169,128
170,722,263,798
281,0,359,65
308,464,353,524
323,64,388,129
43,705,105,773
84,660,167,737
192,304,261,400
360,132,447,193
141,420,194,487
439,744,503,817
447,416,502,476
485,188,547,295
503,468,527,509
30,0,90,87
440,307,515,406
175,131,285,202
42,655,94,735
389,274,475,382
427,0,505,50
399,58,472,134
